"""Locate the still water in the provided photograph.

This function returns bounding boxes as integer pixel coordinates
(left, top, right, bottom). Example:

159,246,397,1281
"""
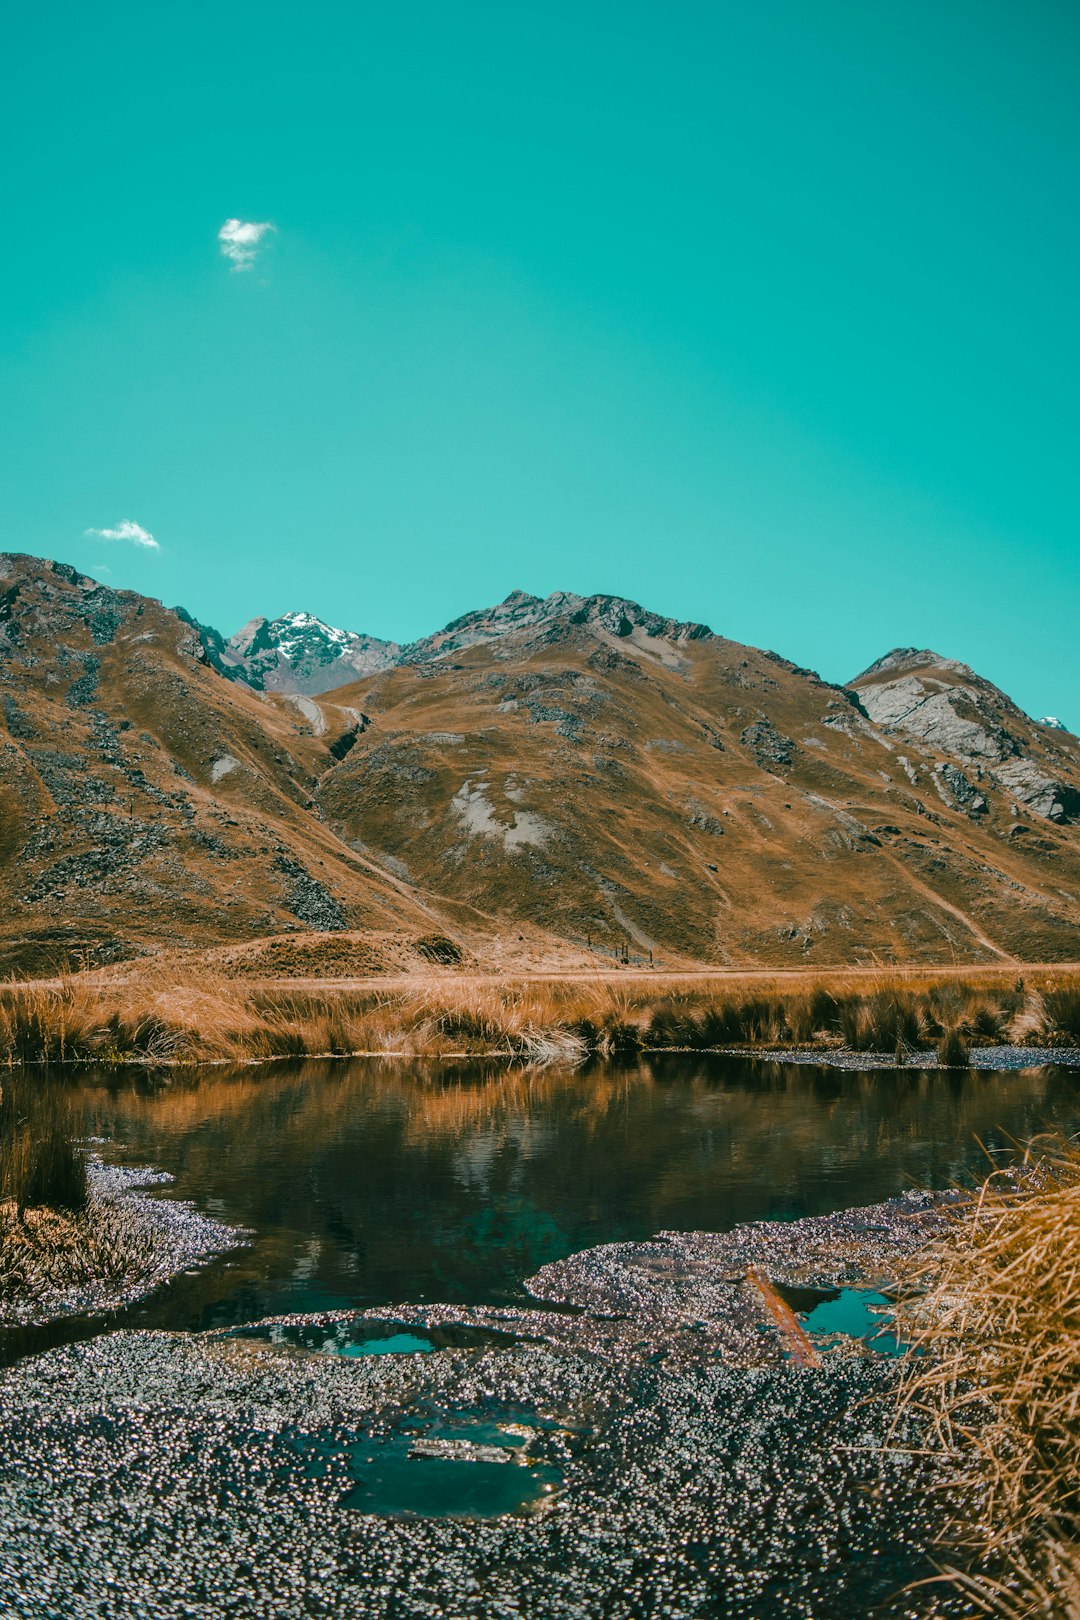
11,1053,1080,1358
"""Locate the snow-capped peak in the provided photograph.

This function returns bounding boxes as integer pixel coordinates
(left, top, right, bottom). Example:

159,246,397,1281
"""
222,610,400,695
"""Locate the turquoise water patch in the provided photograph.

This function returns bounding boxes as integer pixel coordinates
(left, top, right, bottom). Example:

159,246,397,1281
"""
233,1319,436,1357
229,1315,530,1360
340,1433,561,1518
285,1412,563,1519
336,1332,434,1357
799,1288,905,1357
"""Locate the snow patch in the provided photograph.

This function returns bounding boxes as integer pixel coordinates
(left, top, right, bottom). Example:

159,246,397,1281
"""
210,754,239,783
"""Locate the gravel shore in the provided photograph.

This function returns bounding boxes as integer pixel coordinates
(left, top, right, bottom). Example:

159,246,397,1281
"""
732,1043,1080,1071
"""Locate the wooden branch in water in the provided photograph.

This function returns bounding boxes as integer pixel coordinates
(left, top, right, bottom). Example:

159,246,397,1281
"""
746,1266,822,1368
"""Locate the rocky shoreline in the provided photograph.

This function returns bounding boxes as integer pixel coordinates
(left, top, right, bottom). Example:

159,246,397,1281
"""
731,1043,1080,1071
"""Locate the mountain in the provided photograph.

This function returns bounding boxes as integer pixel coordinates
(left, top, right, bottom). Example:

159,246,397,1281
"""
399,589,713,663
0,556,439,971
1,555,1078,971
851,649,1080,825
312,595,1080,966
210,611,400,694
203,590,710,687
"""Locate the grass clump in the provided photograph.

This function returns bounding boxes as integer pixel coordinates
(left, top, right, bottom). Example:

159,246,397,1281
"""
895,1139,1080,1614
1040,986,1080,1048
935,1027,971,1068
836,988,922,1052
0,960,1077,1068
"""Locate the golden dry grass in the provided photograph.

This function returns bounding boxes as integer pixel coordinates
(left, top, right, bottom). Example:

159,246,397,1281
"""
1,962,1078,1069
896,1139,1080,1616
0,1198,139,1305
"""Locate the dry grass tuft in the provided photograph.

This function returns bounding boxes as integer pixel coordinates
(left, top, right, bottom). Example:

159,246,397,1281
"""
896,1139,1080,1615
0,1196,146,1307
1040,986,1080,1048
0,963,1077,1070
935,1027,971,1068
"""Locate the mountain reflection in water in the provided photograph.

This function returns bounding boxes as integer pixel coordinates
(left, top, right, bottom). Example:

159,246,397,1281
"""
32,1054,1078,1346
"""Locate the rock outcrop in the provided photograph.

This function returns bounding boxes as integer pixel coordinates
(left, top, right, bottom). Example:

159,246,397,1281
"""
852,649,1078,824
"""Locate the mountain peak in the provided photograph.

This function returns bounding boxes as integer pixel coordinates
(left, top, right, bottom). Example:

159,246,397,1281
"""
220,610,399,695
397,589,713,665
852,647,975,683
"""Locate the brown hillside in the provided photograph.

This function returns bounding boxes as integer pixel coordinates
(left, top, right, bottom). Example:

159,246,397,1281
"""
0,555,440,970
0,557,1077,970
315,598,1080,964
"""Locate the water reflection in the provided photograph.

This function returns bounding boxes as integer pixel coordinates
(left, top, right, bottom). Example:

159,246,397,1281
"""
36,1055,1080,1344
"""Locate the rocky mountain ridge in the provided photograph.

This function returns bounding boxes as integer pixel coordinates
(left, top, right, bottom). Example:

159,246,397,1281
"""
197,610,401,695
203,591,715,694
851,648,1079,825
0,552,1077,971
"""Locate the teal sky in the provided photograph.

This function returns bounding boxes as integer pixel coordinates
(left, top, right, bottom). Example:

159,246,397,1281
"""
2,1,1077,720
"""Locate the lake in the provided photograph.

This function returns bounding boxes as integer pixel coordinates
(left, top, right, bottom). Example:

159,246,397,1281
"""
7,1051,1076,1362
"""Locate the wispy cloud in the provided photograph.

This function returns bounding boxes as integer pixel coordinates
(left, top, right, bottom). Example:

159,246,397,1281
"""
84,520,159,551
218,218,276,271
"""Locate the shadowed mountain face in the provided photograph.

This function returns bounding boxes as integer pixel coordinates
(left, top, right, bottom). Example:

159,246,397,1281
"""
0,553,1078,970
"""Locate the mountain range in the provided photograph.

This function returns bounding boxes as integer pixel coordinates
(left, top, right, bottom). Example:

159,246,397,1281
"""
1,551,1077,973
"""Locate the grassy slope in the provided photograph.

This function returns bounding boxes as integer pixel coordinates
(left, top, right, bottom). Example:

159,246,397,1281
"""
316,622,1080,965
0,557,444,970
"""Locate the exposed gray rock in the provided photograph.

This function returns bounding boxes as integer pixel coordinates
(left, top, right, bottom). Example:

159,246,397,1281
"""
273,853,348,930
1,696,34,740
65,653,100,708
741,719,794,770
687,799,725,836
993,758,1080,824
933,763,987,816
853,651,1080,825
406,590,713,665
857,674,1013,762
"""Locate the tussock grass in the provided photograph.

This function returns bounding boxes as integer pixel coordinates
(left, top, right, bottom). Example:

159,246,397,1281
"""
0,964,1077,1069
896,1139,1080,1615
1040,986,1080,1048
0,1196,144,1308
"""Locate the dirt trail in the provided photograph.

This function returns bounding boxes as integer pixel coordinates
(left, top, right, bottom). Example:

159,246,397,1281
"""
242,962,1072,994
877,849,1018,963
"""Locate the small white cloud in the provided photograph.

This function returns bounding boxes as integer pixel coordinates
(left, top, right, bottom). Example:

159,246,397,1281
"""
218,217,276,270
84,520,159,550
